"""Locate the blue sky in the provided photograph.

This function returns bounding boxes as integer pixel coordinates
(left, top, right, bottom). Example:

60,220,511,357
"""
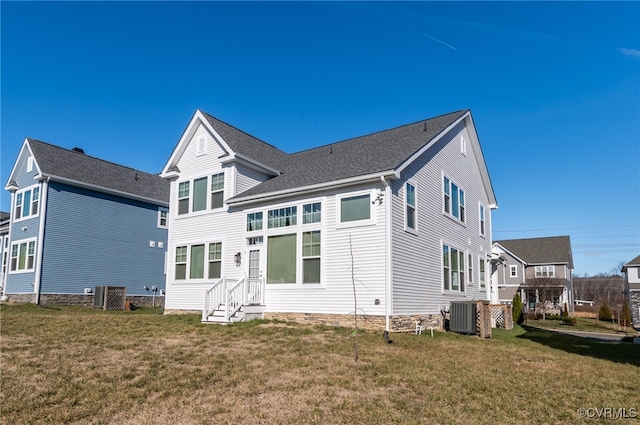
1,1,638,276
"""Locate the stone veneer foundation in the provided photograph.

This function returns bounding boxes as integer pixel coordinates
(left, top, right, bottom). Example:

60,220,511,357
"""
265,312,444,332
2,293,165,309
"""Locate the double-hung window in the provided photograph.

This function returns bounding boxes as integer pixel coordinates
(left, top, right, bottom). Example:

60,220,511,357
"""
210,173,224,209
175,246,187,279
208,242,222,279
178,182,190,215
443,244,465,292
405,183,416,232
510,265,517,278
468,254,473,286
302,231,321,283
9,239,36,272
14,186,40,220
443,176,465,223
158,210,168,228
479,204,486,236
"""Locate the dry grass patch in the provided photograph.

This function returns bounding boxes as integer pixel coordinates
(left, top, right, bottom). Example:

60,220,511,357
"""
1,304,638,424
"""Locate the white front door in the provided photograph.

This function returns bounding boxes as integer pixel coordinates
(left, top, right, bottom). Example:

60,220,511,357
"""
247,247,264,280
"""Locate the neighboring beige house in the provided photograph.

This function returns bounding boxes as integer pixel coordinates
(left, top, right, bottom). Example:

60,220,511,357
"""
492,236,574,314
622,254,640,330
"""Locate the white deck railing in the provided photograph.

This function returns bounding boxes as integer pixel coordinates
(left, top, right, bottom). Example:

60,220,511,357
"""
203,276,265,322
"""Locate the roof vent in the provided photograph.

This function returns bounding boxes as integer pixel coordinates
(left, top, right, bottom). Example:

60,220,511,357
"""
71,147,85,154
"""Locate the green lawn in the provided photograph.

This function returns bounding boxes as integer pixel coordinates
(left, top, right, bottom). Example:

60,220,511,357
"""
524,316,638,335
1,303,638,424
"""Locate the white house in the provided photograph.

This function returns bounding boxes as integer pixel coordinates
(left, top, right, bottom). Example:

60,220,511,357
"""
161,109,498,332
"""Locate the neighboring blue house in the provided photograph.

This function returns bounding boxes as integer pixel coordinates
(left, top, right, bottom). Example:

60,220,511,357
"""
0,211,10,294
3,138,170,307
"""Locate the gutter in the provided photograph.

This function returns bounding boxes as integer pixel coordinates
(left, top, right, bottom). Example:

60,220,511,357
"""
40,174,169,207
33,177,49,304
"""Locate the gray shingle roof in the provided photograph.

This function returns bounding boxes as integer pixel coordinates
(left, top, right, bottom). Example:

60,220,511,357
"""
223,110,467,201
201,113,290,171
27,139,169,204
623,254,640,270
495,236,574,268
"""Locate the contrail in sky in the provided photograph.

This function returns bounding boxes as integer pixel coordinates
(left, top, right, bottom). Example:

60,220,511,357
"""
405,25,458,50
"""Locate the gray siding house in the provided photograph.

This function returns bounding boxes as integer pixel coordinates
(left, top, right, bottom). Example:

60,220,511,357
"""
161,109,498,331
492,236,574,314
3,138,170,306
622,254,640,329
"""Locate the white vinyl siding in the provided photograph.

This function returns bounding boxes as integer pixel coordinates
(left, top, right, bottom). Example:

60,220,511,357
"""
392,121,491,315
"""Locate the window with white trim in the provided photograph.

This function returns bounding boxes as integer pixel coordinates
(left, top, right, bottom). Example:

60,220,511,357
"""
14,186,40,220
443,176,465,223
178,182,189,215
480,257,486,289
175,246,187,279
510,265,517,278
210,172,224,209
443,244,465,292
479,204,486,236
246,212,263,231
177,172,225,215
9,239,36,272
405,182,416,232
535,266,555,278
208,242,222,279
340,193,371,223
267,233,296,284
175,242,223,281
468,253,473,286
268,206,297,228
302,231,321,283
158,210,168,228
302,202,321,224
192,177,207,212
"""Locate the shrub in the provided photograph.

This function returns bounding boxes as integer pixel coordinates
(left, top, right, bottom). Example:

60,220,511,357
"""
525,312,542,321
562,316,577,326
598,303,612,322
512,293,524,325
562,303,569,318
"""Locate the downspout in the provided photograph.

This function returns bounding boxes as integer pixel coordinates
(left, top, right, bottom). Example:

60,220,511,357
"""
33,177,49,304
381,176,391,332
